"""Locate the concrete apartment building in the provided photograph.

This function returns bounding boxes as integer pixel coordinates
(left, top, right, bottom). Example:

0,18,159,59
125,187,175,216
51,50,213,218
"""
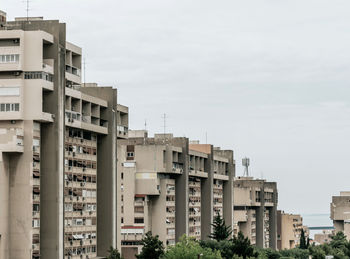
277,211,308,250
233,176,278,249
118,131,234,259
330,191,350,241
0,12,127,259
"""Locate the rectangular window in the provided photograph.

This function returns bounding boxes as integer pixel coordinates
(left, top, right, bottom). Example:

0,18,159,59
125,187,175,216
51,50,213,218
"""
0,54,19,63
24,72,53,82
0,103,20,112
134,218,144,224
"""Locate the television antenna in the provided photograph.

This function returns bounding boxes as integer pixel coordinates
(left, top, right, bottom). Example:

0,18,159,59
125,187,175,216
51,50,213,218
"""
161,113,167,135
242,157,250,177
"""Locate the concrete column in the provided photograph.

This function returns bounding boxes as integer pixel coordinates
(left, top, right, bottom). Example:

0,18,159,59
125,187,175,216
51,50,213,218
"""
201,145,214,240
175,138,189,241
255,206,264,247
223,151,234,235
41,22,66,259
0,152,9,259
269,206,277,249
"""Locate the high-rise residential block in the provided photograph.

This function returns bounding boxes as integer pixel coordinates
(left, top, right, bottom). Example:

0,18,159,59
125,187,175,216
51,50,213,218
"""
118,131,234,259
233,176,278,249
331,191,350,241
0,13,126,259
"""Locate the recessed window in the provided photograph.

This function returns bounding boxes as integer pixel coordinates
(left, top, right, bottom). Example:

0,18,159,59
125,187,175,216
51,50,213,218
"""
0,54,19,63
0,103,20,112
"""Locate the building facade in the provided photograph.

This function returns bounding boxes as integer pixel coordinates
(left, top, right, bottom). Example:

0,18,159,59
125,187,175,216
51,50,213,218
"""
0,13,126,259
118,131,234,259
330,191,350,241
277,211,308,250
233,176,278,249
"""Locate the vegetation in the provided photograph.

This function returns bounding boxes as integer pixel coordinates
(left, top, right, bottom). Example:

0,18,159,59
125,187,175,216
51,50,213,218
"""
299,229,308,249
136,231,165,259
133,221,350,259
162,235,222,259
208,213,232,241
107,246,123,259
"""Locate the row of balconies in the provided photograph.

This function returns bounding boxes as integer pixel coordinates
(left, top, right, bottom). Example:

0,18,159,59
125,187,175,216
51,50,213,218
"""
65,137,97,148
65,166,96,175
65,211,97,218
64,196,96,203
65,225,96,232
64,238,96,248
65,151,97,161
65,181,96,189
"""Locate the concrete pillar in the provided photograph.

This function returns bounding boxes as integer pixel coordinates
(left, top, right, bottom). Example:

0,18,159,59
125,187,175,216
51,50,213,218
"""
269,206,277,249
0,152,9,259
175,138,189,241
255,205,264,247
41,22,66,259
201,145,214,240
223,151,234,235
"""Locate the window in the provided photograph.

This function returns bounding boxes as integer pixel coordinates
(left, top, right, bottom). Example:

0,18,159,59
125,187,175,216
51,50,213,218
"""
0,103,19,112
24,72,53,82
0,54,19,63
134,218,144,224
0,87,20,96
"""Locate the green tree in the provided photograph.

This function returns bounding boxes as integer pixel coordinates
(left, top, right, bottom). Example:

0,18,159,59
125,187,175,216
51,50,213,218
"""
137,231,164,259
162,235,222,259
299,229,307,249
262,248,281,259
209,213,232,241
200,240,235,259
231,232,255,259
108,246,123,259
279,248,309,259
309,245,326,259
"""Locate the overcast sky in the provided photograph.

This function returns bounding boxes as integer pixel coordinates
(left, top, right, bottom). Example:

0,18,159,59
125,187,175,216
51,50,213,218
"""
3,0,350,216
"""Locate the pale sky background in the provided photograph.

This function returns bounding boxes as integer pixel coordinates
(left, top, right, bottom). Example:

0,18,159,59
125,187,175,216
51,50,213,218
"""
3,0,350,218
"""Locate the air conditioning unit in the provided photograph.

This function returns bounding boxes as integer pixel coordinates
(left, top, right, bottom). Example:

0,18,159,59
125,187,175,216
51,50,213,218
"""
13,71,20,76
13,39,19,44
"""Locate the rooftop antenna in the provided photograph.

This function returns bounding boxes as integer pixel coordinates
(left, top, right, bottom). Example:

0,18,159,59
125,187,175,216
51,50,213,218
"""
205,132,207,144
25,0,30,21
144,119,147,131
242,157,250,177
162,113,167,135
161,113,167,142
